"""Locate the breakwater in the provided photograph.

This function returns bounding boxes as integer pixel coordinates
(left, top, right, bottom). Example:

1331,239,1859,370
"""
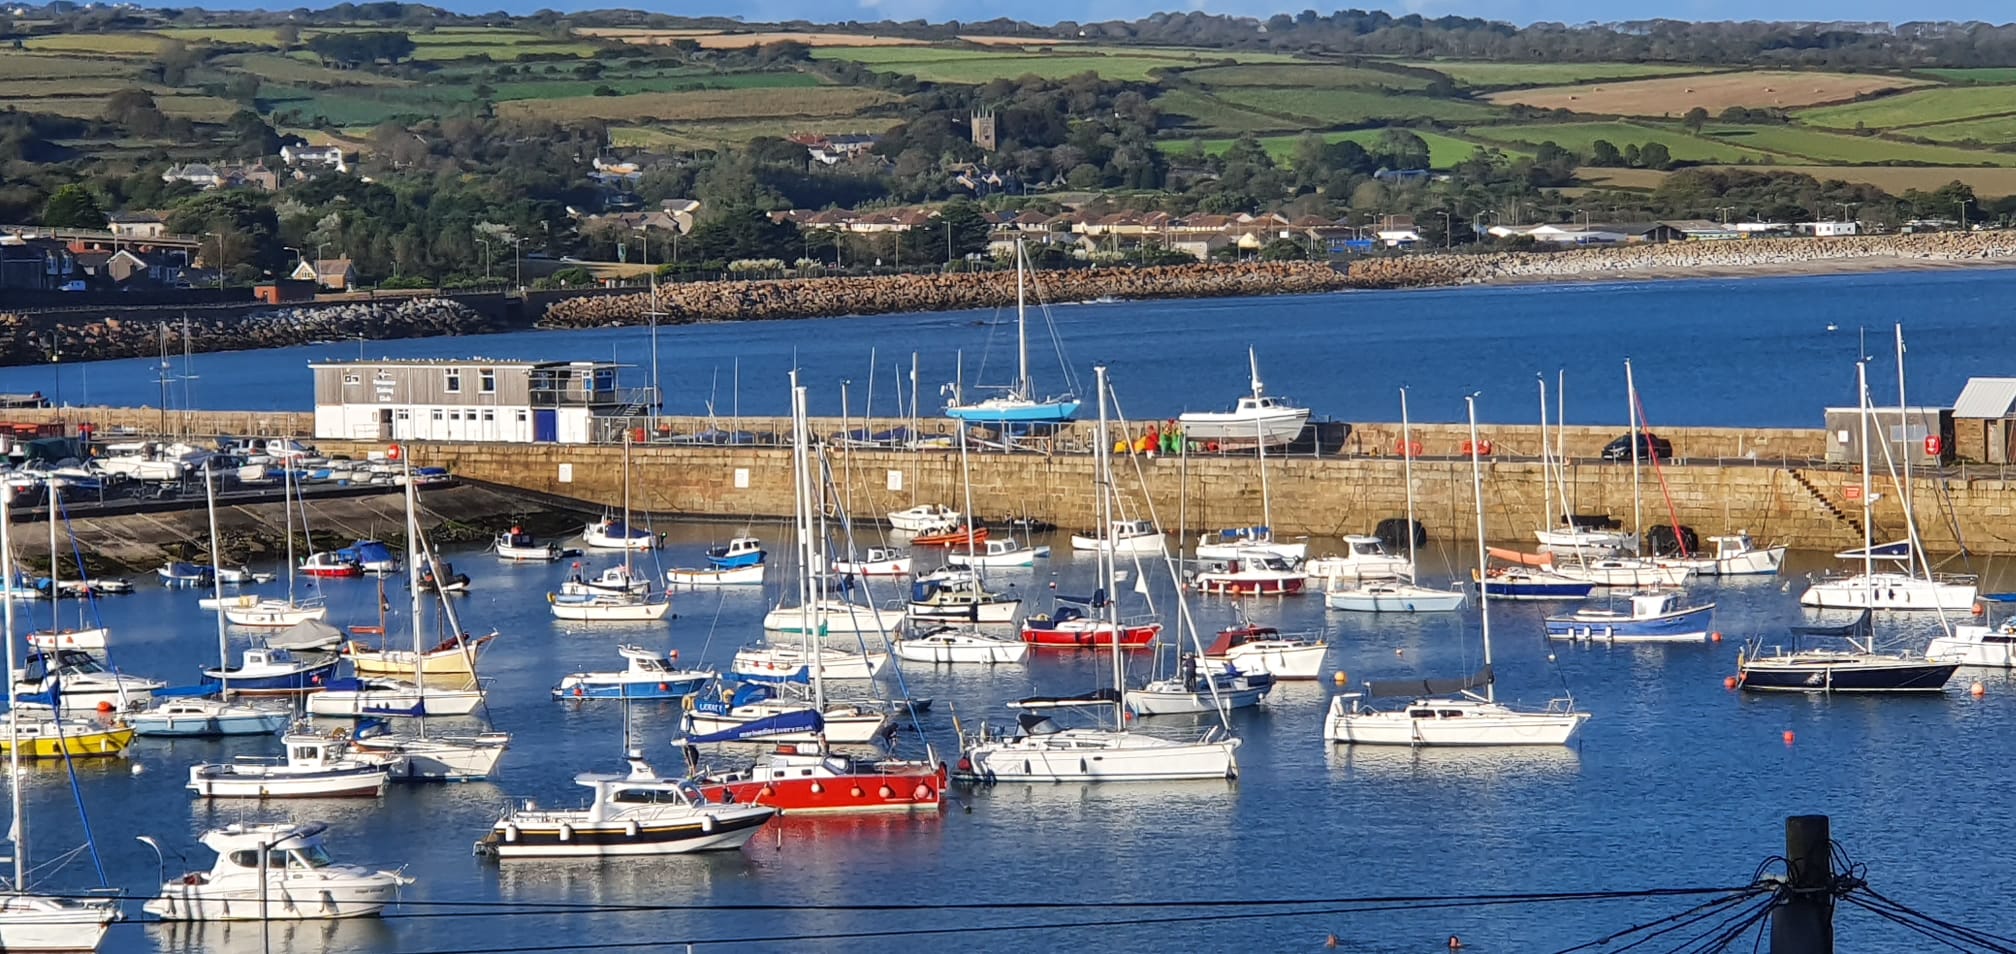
0,297,501,367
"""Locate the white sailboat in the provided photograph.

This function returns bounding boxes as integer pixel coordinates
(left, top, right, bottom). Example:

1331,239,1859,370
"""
960,367,1240,783
549,437,671,622
1532,373,1637,556
225,466,328,628
1324,393,1592,747
1326,388,1465,613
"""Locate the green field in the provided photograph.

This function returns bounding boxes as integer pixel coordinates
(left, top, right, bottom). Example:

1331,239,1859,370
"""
1153,88,1302,134
260,86,474,125
1399,61,1714,87
1917,68,2016,84
1798,86,2016,130
497,86,893,123
809,47,1274,83
485,72,818,101
1179,63,1432,90
1703,124,2016,165
150,26,287,44
1467,121,1773,163
1909,115,2016,143
217,52,415,87
0,52,139,79
20,34,173,55
614,116,906,150
1162,129,1500,167
11,93,239,122
1208,87,1501,125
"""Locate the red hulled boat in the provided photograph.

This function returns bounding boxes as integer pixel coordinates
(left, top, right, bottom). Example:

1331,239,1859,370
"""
1019,603,1160,648
688,743,946,815
911,525,987,547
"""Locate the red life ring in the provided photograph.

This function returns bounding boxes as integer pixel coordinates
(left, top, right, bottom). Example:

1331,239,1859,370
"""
386,443,402,462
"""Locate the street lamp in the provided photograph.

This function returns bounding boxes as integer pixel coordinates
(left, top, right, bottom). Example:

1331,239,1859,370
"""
1435,210,1452,249
1714,206,1735,225
1959,198,1973,230
513,237,523,289
475,237,492,280
638,224,661,412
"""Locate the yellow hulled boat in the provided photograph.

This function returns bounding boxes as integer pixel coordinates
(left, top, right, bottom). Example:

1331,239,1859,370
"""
0,719,135,758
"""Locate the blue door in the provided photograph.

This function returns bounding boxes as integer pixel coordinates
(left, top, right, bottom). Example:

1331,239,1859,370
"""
533,409,557,442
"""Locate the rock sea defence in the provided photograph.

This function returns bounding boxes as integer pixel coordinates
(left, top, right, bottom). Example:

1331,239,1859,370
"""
0,297,497,366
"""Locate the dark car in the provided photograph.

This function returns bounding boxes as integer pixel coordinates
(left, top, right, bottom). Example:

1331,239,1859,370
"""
1600,432,1673,461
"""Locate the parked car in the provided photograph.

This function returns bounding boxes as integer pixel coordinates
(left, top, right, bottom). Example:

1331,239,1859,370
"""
57,280,87,292
1601,432,1673,461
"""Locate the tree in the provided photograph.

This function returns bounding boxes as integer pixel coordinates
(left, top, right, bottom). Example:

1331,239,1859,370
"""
1638,142,1673,171
1682,107,1709,133
933,198,990,263
1589,139,1623,167
39,185,104,229
1370,129,1430,171
275,22,300,48
1258,238,1307,261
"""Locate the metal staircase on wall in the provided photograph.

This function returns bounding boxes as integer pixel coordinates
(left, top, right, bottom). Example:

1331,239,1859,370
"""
1784,469,1863,538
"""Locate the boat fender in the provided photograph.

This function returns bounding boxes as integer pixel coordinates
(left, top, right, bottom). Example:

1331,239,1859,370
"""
658,683,669,692
914,784,930,800
624,821,640,837
503,825,519,842
573,686,584,698
558,824,572,842
682,695,696,712
809,782,822,794
850,786,863,797
546,593,556,604
878,785,894,799
701,814,716,833
761,785,774,798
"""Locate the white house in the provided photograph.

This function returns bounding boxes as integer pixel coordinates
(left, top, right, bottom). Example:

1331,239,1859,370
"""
1797,221,1860,237
280,144,348,172
311,359,644,444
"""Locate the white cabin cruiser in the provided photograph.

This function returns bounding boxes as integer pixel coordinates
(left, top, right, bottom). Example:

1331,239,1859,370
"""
142,822,412,920
12,649,162,713
1176,348,1310,448
832,546,913,577
1301,535,1410,583
1195,526,1305,562
475,753,775,858
1070,519,1165,554
186,730,396,798
888,504,960,533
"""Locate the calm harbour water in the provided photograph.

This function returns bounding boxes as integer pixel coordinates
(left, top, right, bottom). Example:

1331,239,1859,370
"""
7,267,2016,425
6,268,2016,951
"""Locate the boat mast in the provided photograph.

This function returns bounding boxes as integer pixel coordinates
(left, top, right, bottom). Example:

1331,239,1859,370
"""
957,419,978,567
1537,375,1552,534
908,352,920,507
789,372,824,711
1401,387,1418,578
1626,358,1642,556
3,485,25,893
283,464,298,608
205,467,228,699
403,453,428,726
1858,359,1875,642
1015,240,1029,402
1555,370,1571,539
1094,366,1123,733
47,481,57,633
1252,349,1272,534
1894,325,1918,582
1466,393,1494,705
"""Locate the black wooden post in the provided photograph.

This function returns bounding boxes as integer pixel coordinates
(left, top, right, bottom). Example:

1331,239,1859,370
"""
1770,814,1835,954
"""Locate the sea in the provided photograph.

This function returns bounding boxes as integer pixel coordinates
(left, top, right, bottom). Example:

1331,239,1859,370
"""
2,268,2014,952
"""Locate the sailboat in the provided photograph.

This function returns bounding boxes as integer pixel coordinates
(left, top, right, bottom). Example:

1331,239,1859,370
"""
26,496,107,651
1743,357,1960,693
1532,373,1636,556
943,239,1080,425
1324,393,1593,747
130,468,292,738
959,367,1241,783
1541,361,1692,589
549,437,671,622
894,422,1027,663
1327,388,1466,613
0,494,131,760
0,493,120,948
224,465,328,628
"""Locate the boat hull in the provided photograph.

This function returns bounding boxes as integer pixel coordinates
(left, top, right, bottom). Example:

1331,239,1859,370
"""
1322,699,1590,746
1190,574,1304,596
0,725,134,758
305,687,486,718
760,602,905,635
201,658,340,696
144,879,399,920
905,598,1022,623
26,628,108,651
1544,603,1715,643
0,898,115,950
549,598,671,622
130,709,289,737
551,675,711,700
945,400,1080,425
1738,657,1959,692
1176,409,1309,447
964,733,1239,782
685,706,893,745
944,547,1049,568
697,766,944,815
1928,626,2016,668
1198,541,1307,562
892,634,1030,664
222,603,327,628
1799,576,1977,611
1125,684,1268,716
1206,642,1328,680
666,565,765,587
1069,533,1164,554
359,735,510,781
345,641,486,681
1324,586,1466,613
480,809,772,858
495,543,561,562
186,765,390,798
730,648,887,681
1020,621,1160,648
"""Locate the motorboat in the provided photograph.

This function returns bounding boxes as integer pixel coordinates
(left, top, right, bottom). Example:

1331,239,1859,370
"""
1195,526,1306,563
684,736,944,816
305,677,486,718
547,591,672,622
910,524,986,548
959,708,1239,782
24,627,108,651
93,440,210,481
704,536,766,569
944,538,1050,568
12,649,162,713
1545,590,1715,643
1176,348,1310,448
493,528,561,562
0,893,117,950
665,564,765,587
186,729,396,798
1800,569,1977,612
1020,597,1160,649
1069,519,1164,554
1188,553,1306,596
475,752,775,858
832,546,913,577
731,643,887,681
583,516,655,551
1927,595,2016,667
887,504,960,533
130,696,290,737
223,599,328,628
0,717,134,758
1740,609,1958,693
298,551,363,579
159,561,214,587
551,645,713,700
1472,566,1594,601
561,564,651,597
40,577,131,598
760,598,905,636
201,647,340,696
345,632,493,683
215,566,269,585
142,822,413,920
1125,656,1272,716
416,561,471,594
892,626,1030,664
1202,624,1327,679
906,573,1022,623
1654,532,1786,577
1324,579,1466,613
334,540,399,575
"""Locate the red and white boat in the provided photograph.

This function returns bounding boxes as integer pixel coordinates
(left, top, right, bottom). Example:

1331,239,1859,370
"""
1188,553,1306,596
688,743,945,815
831,546,912,577
298,551,363,578
1203,624,1328,680
912,525,986,548
1020,601,1160,649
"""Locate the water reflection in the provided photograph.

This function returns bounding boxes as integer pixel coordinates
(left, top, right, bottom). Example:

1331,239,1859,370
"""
143,917,397,954
1325,743,1583,783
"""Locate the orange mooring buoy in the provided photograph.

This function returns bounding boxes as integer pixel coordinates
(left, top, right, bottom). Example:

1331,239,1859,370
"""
1782,730,1797,745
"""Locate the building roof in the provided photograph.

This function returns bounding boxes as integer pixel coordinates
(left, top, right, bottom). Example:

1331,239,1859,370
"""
309,358,621,369
314,258,354,278
1953,378,2016,419
106,211,162,224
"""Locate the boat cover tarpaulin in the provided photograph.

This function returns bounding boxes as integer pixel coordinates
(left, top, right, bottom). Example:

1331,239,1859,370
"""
1217,526,1269,540
1791,609,1874,638
270,619,343,651
1053,588,1109,607
1365,665,1494,700
1831,541,1913,561
1487,547,1555,568
1980,594,2016,603
685,709,824,744
736,668,813,686
1009,688,1121,709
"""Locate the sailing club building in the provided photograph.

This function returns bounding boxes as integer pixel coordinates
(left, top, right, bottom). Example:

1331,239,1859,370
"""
311,359,644,444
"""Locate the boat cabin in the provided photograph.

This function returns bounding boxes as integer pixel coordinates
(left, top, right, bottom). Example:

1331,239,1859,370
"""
16,648,107,682
707,537,765,562
198,822,338,876
1205,625,1279,655
1627,592,1682,617
617,645,678,675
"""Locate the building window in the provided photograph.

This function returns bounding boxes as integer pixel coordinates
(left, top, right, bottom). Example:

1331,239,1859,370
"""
515,410,528,423
395,410,409,420
343,373,360,385
479,369,496,393
431,409,443,422
481,410,495,422
444,370,461,393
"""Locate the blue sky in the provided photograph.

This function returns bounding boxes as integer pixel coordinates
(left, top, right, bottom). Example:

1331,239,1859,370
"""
624,0,2006,26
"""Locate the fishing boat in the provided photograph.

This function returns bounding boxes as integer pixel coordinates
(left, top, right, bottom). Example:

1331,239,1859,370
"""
475,752,775,858
1202,624,1327,679
334,540,399,575
910,524,986,548
1544,590,1715,643
665,564,765,587
416,560,471,594
552,645,712,701
583,515,655,551
1126,655,1272,716
892,625,1029,664
1020,590,1161,648
945,538,1050,568
831,546,912,577
1188,552,1306,596
1325,393,1593,748
201,647,340,696
887,504,960,533
943,240,1080,425
298,551,364,579
158,561,214,587
1176,347,1310,448
1196,526,1306,563
759,598,905,636
141,822,413,920
683,731,944,815
1656,532,1786,577
493,528,561,562
186,728,396,798
12,649,161,714
704,536,766,569
905,571,1022,623
1070,519,1164,554
1926,595,2016,667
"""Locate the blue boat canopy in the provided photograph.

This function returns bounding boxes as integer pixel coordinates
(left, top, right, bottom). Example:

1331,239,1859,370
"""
1053,588,1109,607
151,684,217,699
1979,594,2016,603
1831,541,1913,561
684,709,824,744
1217,526,1268,539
